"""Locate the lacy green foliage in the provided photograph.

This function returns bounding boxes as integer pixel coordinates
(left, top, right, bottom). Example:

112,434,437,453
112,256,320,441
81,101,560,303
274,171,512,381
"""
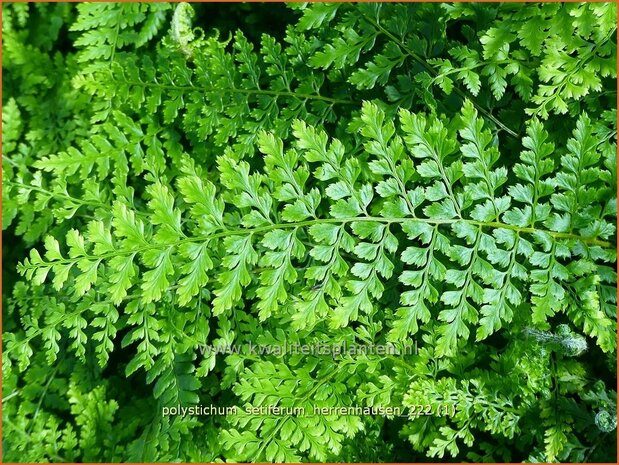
2,2,617,463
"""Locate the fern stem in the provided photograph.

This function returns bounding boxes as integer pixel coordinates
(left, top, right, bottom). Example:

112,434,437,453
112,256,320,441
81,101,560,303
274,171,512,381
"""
27,357,63,435
430,59,516,80
21,216,612,273
119,78,356,106
5,180,105,208
2,390,21,402
2,156,20,168
109,11,122,69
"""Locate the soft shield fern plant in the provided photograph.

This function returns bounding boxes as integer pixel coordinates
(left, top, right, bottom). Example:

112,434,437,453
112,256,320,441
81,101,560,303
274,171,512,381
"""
2,2,617,463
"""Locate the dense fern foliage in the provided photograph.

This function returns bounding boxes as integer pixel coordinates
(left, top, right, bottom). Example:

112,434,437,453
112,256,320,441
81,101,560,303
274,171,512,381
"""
2,2,617,462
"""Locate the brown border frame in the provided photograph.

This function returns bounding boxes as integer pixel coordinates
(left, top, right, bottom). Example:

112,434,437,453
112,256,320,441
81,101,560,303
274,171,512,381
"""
0,1,616,464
